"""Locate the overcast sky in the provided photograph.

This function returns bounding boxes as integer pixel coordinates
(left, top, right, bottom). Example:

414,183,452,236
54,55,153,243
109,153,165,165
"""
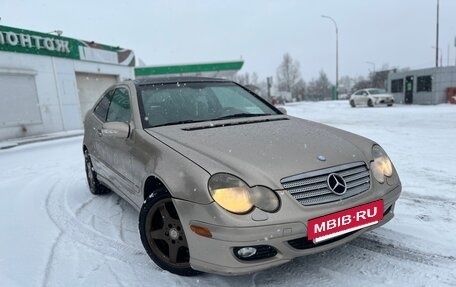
1,0,455,83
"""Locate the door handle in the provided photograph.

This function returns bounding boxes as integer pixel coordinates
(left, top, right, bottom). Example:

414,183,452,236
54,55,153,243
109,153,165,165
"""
96,129,103,137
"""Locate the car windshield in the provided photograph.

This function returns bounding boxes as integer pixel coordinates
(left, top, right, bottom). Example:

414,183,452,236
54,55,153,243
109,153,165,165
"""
138,81,278,128
368,89,387,95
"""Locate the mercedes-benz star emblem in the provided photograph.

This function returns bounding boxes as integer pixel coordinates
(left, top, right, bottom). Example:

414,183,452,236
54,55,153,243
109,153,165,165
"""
327,173,347,195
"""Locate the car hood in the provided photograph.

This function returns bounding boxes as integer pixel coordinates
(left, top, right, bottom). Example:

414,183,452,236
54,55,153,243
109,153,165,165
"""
145,115,373,190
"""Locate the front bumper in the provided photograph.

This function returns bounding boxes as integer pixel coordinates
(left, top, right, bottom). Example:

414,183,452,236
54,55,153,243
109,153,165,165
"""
374,98,395,105
173,183,401,276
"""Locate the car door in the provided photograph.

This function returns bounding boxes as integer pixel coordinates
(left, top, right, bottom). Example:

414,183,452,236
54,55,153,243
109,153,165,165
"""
89,88,115,181
353,90,363,105
362,91,370,105
99,86,137,200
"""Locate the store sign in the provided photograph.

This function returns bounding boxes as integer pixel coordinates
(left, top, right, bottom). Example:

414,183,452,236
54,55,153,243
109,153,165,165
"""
0,25,80,59
0,25,135,66
0,31,71,53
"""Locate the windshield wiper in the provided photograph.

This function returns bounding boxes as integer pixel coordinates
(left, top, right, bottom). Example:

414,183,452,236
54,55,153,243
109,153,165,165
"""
152,119,207,127
212,113,273,120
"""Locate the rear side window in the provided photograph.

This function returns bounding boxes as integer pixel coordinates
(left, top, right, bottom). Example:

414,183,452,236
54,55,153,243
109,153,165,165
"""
93,90,113,121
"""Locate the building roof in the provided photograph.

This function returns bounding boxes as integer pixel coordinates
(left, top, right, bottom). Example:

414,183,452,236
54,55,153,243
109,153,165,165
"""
0,25,135,66
134,60,244,77
134,76,230,85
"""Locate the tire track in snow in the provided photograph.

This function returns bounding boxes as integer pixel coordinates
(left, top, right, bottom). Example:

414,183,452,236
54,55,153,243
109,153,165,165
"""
349,235,456,266
44,174,161,270
74,195,97,217
401,192,456,208
40,177,63,287
41,232,63,287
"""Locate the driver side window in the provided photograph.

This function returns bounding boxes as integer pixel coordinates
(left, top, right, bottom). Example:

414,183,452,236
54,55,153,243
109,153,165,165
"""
106,87,131,123
94,89,114,122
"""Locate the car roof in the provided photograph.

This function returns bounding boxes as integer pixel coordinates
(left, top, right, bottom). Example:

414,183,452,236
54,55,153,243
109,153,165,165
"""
133,76,231,86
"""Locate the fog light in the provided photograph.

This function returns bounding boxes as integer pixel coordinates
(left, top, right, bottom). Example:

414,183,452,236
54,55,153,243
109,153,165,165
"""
237,247,257,258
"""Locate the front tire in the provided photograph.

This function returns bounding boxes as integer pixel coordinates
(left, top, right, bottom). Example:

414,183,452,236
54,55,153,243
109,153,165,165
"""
350,100,356,108
84,150,110,195
139,191,201,276
367,99,374,107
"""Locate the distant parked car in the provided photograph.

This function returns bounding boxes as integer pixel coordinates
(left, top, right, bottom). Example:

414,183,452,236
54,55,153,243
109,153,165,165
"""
338,93,349,100
83,77,401,276
349,88,394,107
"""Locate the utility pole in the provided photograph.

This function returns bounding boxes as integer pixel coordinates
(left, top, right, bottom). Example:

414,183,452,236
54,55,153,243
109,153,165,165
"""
321,15,339,100
432,46,442,66
436,0,440,67
267,76,273,101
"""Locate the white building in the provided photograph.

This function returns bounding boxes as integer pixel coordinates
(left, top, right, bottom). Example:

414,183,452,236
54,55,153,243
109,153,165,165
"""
388,66,456,104
0,25,135,141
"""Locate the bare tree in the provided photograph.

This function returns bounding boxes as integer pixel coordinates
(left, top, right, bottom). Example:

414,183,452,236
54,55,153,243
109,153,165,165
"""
338,75,353,94
233,73,250,86
351,76,371,92
307,70,332,100
233,72,259,87
276,53,301,99
291,79,306,101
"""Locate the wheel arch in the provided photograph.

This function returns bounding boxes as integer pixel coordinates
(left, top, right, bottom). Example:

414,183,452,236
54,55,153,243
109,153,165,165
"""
143,175,168,201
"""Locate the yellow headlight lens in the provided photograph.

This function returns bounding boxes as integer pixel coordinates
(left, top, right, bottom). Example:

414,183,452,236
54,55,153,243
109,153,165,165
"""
211,187,253,214
208,173,279,214
371,145,393,183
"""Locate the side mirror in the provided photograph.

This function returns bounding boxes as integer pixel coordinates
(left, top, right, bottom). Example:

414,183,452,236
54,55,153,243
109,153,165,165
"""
277,107,287,115
101,122,130,138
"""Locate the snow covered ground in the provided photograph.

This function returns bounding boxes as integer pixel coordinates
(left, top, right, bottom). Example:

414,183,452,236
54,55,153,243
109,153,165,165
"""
1,101,455,286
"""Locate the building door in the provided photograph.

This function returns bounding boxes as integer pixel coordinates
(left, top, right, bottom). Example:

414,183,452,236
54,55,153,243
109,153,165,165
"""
76,72,118,123
0,73,42,140
405,76,414,104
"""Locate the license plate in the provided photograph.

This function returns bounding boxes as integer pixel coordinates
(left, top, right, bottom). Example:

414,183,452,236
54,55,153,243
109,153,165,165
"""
308,200,383,243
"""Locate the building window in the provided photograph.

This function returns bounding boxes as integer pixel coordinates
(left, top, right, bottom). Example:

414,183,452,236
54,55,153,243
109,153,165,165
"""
391,79,404,93
417,75,432,92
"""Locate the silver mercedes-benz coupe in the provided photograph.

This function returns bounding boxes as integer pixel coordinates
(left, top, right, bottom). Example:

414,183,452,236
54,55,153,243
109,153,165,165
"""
83,77,401,276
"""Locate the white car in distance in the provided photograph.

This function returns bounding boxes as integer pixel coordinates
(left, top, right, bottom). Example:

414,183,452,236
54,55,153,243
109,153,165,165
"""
349,89,395,107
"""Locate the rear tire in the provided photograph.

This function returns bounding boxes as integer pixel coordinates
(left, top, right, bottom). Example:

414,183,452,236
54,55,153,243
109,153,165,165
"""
367,99,374,107
350,100,356,108
84,150,110,195
139,190,201,276
387,104,393,107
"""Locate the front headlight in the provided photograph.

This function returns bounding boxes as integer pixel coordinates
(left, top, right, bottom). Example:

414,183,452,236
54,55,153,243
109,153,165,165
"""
208,173,280,214
370,145,393,183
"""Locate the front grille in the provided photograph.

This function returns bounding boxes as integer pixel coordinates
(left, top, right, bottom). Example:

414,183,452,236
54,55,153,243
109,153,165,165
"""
281,162,370,206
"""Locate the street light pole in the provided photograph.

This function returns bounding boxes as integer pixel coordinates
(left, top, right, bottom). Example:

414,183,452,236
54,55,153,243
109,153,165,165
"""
436,0,440,67
321,15,338,99
432,46,443,66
